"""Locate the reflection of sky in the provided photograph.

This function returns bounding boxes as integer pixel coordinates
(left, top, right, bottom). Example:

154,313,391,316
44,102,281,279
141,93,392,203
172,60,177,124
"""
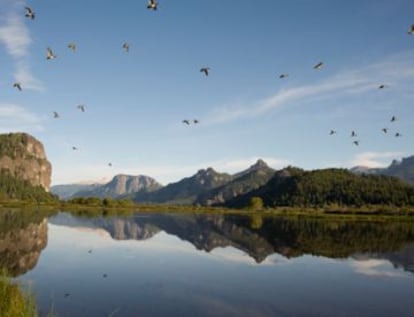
18,220,414,317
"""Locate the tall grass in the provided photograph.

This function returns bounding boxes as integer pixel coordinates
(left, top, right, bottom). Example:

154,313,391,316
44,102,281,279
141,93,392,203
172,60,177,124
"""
0,273,38,317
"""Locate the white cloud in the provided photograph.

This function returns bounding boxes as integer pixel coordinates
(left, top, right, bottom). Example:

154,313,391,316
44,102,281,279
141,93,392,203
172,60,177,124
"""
0,10,31,58
203,51,414,125
350,151,404,168
0,4,44,91
0,103,44,133
351,259,406,278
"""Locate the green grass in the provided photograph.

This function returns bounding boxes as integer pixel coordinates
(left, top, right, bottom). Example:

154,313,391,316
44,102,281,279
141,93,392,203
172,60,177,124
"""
0,273,38,317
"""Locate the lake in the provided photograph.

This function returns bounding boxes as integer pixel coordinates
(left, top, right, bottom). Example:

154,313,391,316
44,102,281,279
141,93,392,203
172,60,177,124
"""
1,210,414,316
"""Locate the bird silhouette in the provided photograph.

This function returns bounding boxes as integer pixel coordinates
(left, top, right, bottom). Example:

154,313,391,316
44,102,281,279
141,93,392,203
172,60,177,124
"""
68,42,77,52
147,0,158,10
64,293,70,298
329,130,336,135
24,7,35,20
88,249,92,253
381,128,388,134
390,116,397,122
13,83,22,91
395,132,402,137
313,62,324,70
378,84,387,89
46,47,56,60
77,104,86,112
279,74,288,79
103,274,108,278
408,25,414,35
122,42,129,53
53,111,59,118
351,130,357,137
353,140,359,146
182,120,190,125
193,119,199,124
200,67,210,76
72,146,78,151
108,163,113,167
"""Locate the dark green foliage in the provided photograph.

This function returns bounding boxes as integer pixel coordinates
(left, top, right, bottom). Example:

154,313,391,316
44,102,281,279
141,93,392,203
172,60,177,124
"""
227,167,414,208
0,171,58,203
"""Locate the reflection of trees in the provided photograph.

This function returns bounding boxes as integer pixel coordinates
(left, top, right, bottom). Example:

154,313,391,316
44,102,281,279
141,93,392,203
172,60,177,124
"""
0,209,52,277
249,217,414,259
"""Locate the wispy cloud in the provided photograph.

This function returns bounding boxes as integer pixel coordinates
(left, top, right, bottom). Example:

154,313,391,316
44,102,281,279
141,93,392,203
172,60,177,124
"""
350,151,404,168
0,103,44,133
0,3,44,90
351,259,406,278
203,51,414,125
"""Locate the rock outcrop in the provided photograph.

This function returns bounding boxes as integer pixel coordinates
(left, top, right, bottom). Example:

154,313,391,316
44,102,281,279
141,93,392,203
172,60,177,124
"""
0,133,52,191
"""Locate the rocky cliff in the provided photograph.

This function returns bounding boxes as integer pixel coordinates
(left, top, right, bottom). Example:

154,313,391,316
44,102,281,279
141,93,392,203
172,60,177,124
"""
0,133,52,191
71,174,162,199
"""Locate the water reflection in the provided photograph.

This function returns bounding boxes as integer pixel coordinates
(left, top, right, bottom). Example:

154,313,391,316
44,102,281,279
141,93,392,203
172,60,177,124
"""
48,212,414,271
0,209,50,276
1,211,414,316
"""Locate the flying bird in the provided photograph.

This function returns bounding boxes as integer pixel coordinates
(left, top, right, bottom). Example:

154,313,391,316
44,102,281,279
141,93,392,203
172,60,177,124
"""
200,67,210,76
279,74,288,79
122,42,129,53
381,128,388,134
182,120,190,125
408,25,414,35
313,62,324,70
103,274,108,278
77,104,86,112
378,84,387,89
53,111,59,118
353,140,359,146
13,83,22,91
108,163,113,167
24,7,35,19
390,116,397,122
193,119,199,124
64,293,70,298
68,42,77,52
46,47,56,60
329,130,336,135
351,130,357,137
72,146,78,151
395,132,402,137
147,0,158,10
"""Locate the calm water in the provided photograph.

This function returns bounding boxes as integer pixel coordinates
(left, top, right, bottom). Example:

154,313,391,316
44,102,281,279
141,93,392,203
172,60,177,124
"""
1,211,414,316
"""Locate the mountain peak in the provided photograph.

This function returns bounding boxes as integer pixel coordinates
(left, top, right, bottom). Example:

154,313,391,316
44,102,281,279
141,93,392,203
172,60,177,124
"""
250,159,268,169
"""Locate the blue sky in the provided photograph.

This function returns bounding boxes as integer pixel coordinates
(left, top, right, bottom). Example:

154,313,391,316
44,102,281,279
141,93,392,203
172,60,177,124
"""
0,0,413,185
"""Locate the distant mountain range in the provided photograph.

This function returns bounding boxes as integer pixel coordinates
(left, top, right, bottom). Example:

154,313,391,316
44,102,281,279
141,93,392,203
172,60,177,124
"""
350,155,414,184
69,174,162,199
51,155,414,207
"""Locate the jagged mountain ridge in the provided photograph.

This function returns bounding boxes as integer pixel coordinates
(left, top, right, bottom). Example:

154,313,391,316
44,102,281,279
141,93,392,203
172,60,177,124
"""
130,168,233,204
195,159,275,206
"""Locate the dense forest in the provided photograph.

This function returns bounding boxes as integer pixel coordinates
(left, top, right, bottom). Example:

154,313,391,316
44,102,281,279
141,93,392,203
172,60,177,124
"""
0,171,58,203
226,167,414,208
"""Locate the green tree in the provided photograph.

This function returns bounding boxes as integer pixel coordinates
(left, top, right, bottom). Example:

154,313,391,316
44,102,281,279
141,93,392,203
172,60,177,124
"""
249,196,264,210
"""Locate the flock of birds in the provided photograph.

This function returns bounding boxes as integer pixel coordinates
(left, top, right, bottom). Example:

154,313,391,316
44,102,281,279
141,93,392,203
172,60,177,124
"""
12,4,414,156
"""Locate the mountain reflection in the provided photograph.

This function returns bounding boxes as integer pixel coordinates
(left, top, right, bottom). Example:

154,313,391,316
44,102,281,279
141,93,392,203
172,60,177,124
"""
50,212,414,273
2,210,414,277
